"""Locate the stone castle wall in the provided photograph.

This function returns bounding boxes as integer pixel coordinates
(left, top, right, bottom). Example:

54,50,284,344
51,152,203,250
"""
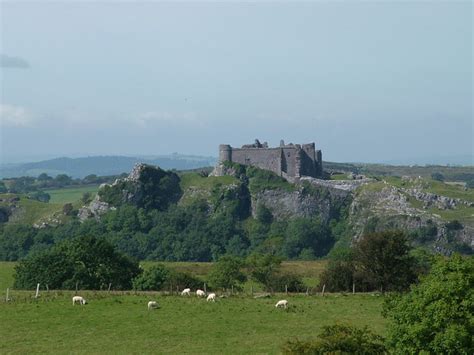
218,139,322,179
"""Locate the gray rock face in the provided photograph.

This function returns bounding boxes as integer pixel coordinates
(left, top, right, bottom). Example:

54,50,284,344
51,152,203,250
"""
78,194,115,221
406,188,474,210
298,176,373,192
252,189,332,222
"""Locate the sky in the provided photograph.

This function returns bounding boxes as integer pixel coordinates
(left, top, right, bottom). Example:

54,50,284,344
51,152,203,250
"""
0,0,472,164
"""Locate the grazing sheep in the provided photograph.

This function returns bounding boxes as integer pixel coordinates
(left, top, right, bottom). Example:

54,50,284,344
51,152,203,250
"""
275,300,288,309
72,296,86,305
147,301,159,310
181,288,191,296
196,289,206,297
206,293,216,302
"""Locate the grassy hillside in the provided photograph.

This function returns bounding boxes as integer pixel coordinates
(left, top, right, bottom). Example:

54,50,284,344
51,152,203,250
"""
46,185,100,204
0,292,385,354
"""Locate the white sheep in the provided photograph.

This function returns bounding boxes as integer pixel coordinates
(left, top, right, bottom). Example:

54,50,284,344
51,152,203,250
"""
206,293,216,302
147,301,159,310
181,288,191,296
72,296,86,305
196,289,206,297
275,299,288,309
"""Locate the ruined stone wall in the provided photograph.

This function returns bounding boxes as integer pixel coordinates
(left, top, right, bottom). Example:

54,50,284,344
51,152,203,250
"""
230,148,283,176
218,140,323,179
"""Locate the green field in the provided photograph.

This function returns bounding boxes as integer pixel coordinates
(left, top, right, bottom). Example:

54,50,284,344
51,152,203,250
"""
0,292,386,354
0,259,382,353
46,185,100,204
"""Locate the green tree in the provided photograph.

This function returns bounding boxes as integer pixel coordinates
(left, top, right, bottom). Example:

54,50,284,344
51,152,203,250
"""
354,230,416,292
246,253,282,289
383,255,473,354
14,235,141,290
132,264,171,291
208,255,247,291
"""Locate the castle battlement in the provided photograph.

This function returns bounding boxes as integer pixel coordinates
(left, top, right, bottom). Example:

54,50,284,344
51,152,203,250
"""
217,139,322,179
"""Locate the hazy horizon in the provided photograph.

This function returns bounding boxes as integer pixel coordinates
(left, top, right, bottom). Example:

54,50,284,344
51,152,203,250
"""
1,1,472,165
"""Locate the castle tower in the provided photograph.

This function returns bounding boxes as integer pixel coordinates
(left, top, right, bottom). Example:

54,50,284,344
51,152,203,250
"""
218,144,232,163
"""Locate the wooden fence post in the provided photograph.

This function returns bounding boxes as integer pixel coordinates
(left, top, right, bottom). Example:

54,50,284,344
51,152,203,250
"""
35,283,40,298
352,283,355,295
321,284,326,297
75,281,79,294
285,284,288,295
204,283,207,294
6,288,10,302
306,287,309,296
108,283,112,293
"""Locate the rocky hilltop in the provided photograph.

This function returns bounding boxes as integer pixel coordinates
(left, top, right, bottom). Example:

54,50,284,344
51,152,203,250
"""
79,163,474,255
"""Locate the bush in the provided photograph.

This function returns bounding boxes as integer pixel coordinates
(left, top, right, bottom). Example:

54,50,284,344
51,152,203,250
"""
132,264,171,291
282,323,387,354
384,255,473,354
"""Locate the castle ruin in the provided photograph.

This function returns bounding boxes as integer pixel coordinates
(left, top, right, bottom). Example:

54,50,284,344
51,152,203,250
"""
218,139,323,180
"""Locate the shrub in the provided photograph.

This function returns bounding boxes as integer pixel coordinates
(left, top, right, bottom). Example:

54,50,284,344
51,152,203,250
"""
282,323,386,354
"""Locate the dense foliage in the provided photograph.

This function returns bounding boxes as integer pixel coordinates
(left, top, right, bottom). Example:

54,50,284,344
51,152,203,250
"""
14,235,140,290
208,255,247,291
282,323,387,354
319,231,418,292
383,255,473,354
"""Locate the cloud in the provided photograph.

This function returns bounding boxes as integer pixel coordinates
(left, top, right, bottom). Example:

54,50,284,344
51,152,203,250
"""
0,104,34,127
0,54,30,69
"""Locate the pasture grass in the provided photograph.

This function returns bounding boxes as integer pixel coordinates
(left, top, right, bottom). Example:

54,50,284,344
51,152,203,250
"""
46,185,100,204
0,291,386,354
0,261,16,290
0,194,63,225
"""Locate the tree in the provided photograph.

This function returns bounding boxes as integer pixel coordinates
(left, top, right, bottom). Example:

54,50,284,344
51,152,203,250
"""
132,264,170,291
353,230,416,292
246,253,282,290
37,173,52,181
14,235,141,290
383,255,473,354
282,323,387,354
208,255,247,291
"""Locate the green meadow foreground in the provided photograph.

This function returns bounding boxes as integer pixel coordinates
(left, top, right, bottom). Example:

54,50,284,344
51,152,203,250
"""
0,260,383,353
0,292,385,354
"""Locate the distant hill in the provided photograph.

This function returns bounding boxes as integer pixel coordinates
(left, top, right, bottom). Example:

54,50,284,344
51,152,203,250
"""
0,155,217,178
